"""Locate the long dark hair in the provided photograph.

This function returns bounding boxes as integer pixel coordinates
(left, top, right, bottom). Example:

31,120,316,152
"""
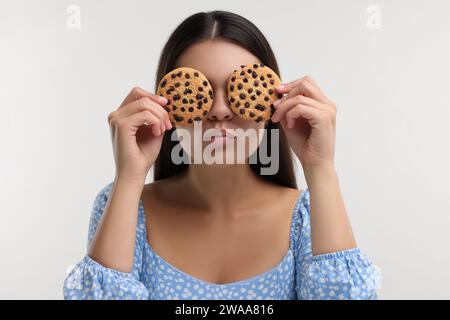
153,10,297,189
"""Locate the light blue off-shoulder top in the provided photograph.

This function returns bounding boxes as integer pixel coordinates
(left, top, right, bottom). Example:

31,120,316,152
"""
63,182,381,300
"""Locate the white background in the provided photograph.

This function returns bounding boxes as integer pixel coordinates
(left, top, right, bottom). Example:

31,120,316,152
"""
1,0,449,299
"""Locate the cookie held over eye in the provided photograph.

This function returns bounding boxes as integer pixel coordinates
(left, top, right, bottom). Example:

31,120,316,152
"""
157,67,214,126
227,63,283,123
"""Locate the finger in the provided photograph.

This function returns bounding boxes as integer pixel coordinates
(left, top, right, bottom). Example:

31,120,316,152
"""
275,76,309,93
301,76,329,101
285,104,318,128
146,100,172,131
120,86,168,108
114,97,171,132
126,110,162,136
271,94,321,123
276,76,332,105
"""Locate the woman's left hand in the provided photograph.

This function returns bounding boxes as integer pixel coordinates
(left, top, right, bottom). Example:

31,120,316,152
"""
270,75,337,169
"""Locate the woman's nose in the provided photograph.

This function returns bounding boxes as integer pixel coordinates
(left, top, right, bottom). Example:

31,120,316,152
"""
207,90,234,122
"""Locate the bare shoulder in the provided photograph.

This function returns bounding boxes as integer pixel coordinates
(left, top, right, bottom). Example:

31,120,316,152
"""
255,180,304,213
141,175,186,204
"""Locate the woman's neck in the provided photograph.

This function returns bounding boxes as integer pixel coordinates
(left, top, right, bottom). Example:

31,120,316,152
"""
184,164,268,214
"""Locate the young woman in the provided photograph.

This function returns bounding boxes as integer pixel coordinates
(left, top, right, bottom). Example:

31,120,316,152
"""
64,10,380,300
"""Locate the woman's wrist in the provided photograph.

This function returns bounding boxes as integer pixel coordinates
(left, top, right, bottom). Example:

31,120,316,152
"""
114,173,147,188
303,163,337,183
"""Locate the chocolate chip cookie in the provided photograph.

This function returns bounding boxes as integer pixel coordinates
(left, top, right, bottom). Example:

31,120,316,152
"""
157,67,214,126
227,63,283,123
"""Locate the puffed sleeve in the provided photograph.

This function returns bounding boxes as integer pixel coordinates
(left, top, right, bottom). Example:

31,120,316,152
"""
63,182,149,300
293,188,382,300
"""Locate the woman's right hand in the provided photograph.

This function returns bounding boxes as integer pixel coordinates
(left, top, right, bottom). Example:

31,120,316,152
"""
108,86,172,182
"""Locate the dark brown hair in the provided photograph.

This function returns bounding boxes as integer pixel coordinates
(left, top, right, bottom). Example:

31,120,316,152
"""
153,10,297,189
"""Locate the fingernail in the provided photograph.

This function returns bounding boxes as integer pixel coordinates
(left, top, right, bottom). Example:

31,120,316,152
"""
271,114,278,122
276,84,285,90
273,99,281,107
159,96,168,104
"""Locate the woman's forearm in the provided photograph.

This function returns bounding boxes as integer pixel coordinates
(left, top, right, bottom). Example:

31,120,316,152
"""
303,164,357,256
88,175,145,273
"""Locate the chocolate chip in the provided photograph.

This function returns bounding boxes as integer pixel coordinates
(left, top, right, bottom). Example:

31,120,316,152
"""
203,98,208,103
183,88,193,94
231,76,236,82
173,94,180,101
230,85,234,92
171,73,177,79
249,112,255,117
245,102,250,108
247,69,252,74
236,101,240,107
255,116,263,122
208,90,213,96
160,79,167,87
260,76,265,81
237,83,243,90
239,93,246,99
185,73,190,79
177,71,182,77
230,97,235,103
174,115,184,122
188,118,193,123
277,94,283,99
267,73,272,78
175,82,180,87
172,105,177,110
270,79,275,85
189,98,194,104
167,99,171,105
253,63,258,68
194,72,199,77
247,88,253,93
182,98,188,103
197,105,202,110
259,105,266,111
164,107,170,112
262,82,267,88
188,107,194,112
203,81,208,86
251,95,256,101
260,63,265,67
185,81,190,86
254,80,259,86
264,96,269,102
194,116,201,121
243,78,248,83
240,71,245,76
240,64,245,68
256,90,261,96
269,89,274,94
240,109,245,114
198,87,204,92
196,93,204,99
198,101,203,107
252,71,257,78
203,110,208,116
180,107,185,112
